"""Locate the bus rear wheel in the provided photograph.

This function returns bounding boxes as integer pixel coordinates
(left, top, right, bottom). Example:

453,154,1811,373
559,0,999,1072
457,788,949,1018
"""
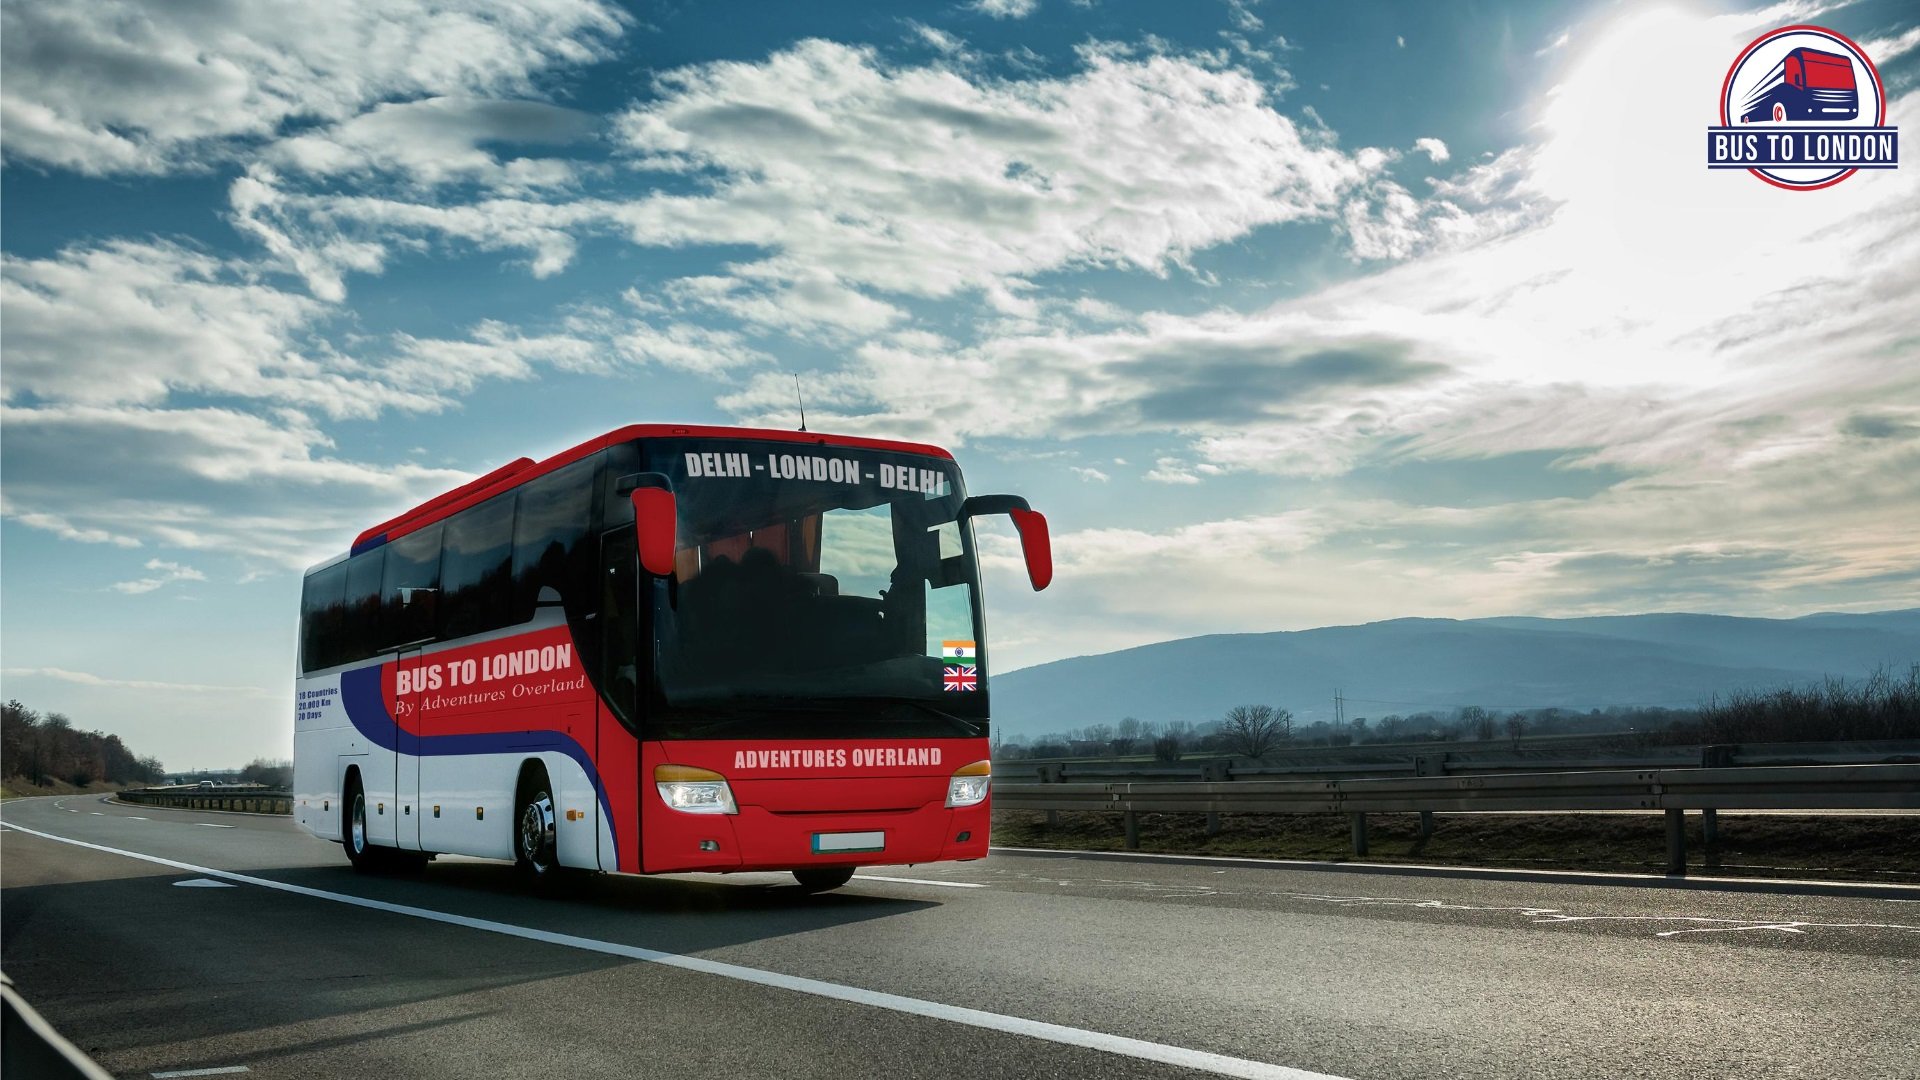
342,774,375,873
793,867,856,892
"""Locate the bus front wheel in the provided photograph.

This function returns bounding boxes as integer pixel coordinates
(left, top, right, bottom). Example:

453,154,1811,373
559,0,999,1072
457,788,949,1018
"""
514,769,560,880
793,867,856,892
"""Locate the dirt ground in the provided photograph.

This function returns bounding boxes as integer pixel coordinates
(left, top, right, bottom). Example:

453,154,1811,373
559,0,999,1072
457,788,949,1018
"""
0,776,128,800
992,809,1920,883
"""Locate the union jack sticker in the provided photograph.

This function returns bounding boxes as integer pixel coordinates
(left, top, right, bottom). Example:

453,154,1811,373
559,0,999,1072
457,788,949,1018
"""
942,665,978,692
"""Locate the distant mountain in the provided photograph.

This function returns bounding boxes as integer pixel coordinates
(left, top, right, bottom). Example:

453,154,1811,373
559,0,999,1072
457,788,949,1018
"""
989,610,1920,740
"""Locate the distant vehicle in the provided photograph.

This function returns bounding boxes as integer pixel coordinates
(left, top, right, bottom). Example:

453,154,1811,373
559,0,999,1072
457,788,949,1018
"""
197,780,215,790
1739,47,1858,122
292,424,1052,891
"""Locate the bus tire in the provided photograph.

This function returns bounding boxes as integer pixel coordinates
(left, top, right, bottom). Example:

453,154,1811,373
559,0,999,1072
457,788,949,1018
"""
793,867,856,892
514,766,560,882
342,772,377,873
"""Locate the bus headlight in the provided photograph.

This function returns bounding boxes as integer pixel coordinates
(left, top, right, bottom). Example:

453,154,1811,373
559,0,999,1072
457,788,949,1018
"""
946,760,991,808
655,764,738,815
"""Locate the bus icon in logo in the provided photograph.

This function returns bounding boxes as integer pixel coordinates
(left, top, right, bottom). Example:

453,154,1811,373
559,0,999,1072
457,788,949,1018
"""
1737,47,1858,123
1706,25,1898,190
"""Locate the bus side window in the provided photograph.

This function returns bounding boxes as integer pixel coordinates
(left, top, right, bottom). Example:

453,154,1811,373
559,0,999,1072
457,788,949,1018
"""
300,562,349,672
439,494,515,640
382,524,442,648
509,457,594,623
342,549,387,664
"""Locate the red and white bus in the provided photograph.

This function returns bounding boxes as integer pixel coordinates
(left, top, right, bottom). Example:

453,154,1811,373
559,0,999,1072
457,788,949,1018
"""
293,424,1051,891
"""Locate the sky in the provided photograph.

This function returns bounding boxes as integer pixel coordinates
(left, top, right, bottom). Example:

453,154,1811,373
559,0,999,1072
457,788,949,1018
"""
2,0,1917,770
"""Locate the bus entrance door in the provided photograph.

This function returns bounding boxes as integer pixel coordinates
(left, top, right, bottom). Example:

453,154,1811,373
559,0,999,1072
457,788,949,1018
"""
395,645,425,852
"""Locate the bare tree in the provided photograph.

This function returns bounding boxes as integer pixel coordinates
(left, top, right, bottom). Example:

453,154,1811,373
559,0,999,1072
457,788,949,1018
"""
1460,705,1495,741
1505,713,1527,745
1221,704,1291,760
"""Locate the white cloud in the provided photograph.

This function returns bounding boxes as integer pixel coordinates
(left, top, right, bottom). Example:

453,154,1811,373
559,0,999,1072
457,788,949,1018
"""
0,502,141,548
111,559,207,594
1069,466,1110,482
970,0,1038,19
1,402,471,565
266,97,596,191
0,667,277,697
1413,137,1450,163
0,0,626,174
1143,458,1202,484
236,39,1409,328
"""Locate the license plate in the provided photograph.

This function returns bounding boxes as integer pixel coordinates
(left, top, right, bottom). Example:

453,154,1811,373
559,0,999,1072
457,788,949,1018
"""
811,831,885,854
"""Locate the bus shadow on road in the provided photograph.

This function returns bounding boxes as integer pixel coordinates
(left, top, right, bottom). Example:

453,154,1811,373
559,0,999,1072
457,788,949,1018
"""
253,858,947,954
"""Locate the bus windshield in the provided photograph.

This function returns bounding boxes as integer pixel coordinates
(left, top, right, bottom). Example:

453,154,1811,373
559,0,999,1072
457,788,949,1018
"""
644,439,986,738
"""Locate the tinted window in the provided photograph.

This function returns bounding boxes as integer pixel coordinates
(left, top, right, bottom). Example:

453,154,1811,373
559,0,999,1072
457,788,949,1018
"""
381,524,442,648
342,549,386,663
509,458,595,622
439,495,515,640
300,562,348,673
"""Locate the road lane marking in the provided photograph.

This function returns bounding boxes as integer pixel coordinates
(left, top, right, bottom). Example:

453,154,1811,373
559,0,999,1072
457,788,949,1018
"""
173,878,237,889
196,823,237,829
152,1068,250,1078
128,816,149,820
0,821,1346,1080
856,875,987,889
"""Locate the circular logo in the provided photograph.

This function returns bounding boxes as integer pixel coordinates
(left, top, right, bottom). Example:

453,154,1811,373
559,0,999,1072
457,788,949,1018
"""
1719,24,1888,190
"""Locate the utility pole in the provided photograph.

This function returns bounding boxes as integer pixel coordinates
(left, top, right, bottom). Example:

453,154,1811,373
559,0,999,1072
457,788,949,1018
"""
1334,689,1345,733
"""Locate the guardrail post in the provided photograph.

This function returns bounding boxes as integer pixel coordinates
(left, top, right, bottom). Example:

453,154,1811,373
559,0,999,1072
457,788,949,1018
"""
1123,810,1140,850
1037,764,1063,828
1701,807,1718,853
1349,812,1368,856
1418,810,1434,839
1199,760,1230,835
1664,808,1686,876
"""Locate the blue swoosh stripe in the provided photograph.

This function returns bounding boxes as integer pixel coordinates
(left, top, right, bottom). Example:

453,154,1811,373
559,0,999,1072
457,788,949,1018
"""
339,664,616,852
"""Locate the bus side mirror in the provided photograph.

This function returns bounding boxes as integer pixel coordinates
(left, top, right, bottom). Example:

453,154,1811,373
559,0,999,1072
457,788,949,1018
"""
1009,508,1052,592
627,482,678,578
960,494,1053,592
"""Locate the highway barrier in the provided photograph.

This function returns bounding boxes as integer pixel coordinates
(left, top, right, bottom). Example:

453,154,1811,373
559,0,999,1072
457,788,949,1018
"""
1004,739,1920,784
994,763,1920,874
118,786,292,815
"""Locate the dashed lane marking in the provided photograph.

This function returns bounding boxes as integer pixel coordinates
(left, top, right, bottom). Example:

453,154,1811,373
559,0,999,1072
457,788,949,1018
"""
856,875,988,889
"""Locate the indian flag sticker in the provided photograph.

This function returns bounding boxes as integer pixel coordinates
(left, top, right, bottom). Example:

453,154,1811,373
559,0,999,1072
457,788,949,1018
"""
940,640,976,665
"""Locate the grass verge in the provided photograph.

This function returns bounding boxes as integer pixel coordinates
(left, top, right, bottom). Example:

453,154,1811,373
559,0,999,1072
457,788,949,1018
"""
992,809,1920,884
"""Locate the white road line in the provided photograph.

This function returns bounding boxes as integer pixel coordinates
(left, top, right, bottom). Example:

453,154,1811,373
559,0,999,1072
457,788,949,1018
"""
856,874,987,889
0,821,1344,1080
196,823,237,829
128,816,149,821
152,1067,250,1078
173,878,237,889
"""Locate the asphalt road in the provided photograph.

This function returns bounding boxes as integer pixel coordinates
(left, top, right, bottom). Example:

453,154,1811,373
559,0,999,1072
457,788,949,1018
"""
4,794,1918,1080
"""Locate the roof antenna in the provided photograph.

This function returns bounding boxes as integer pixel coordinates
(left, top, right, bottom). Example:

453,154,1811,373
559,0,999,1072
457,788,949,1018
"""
793,373,808,432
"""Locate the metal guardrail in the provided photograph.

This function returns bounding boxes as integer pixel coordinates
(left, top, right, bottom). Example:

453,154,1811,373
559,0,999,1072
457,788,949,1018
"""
994,763,1920,874
1006,739,1920,785
118,787,292,815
